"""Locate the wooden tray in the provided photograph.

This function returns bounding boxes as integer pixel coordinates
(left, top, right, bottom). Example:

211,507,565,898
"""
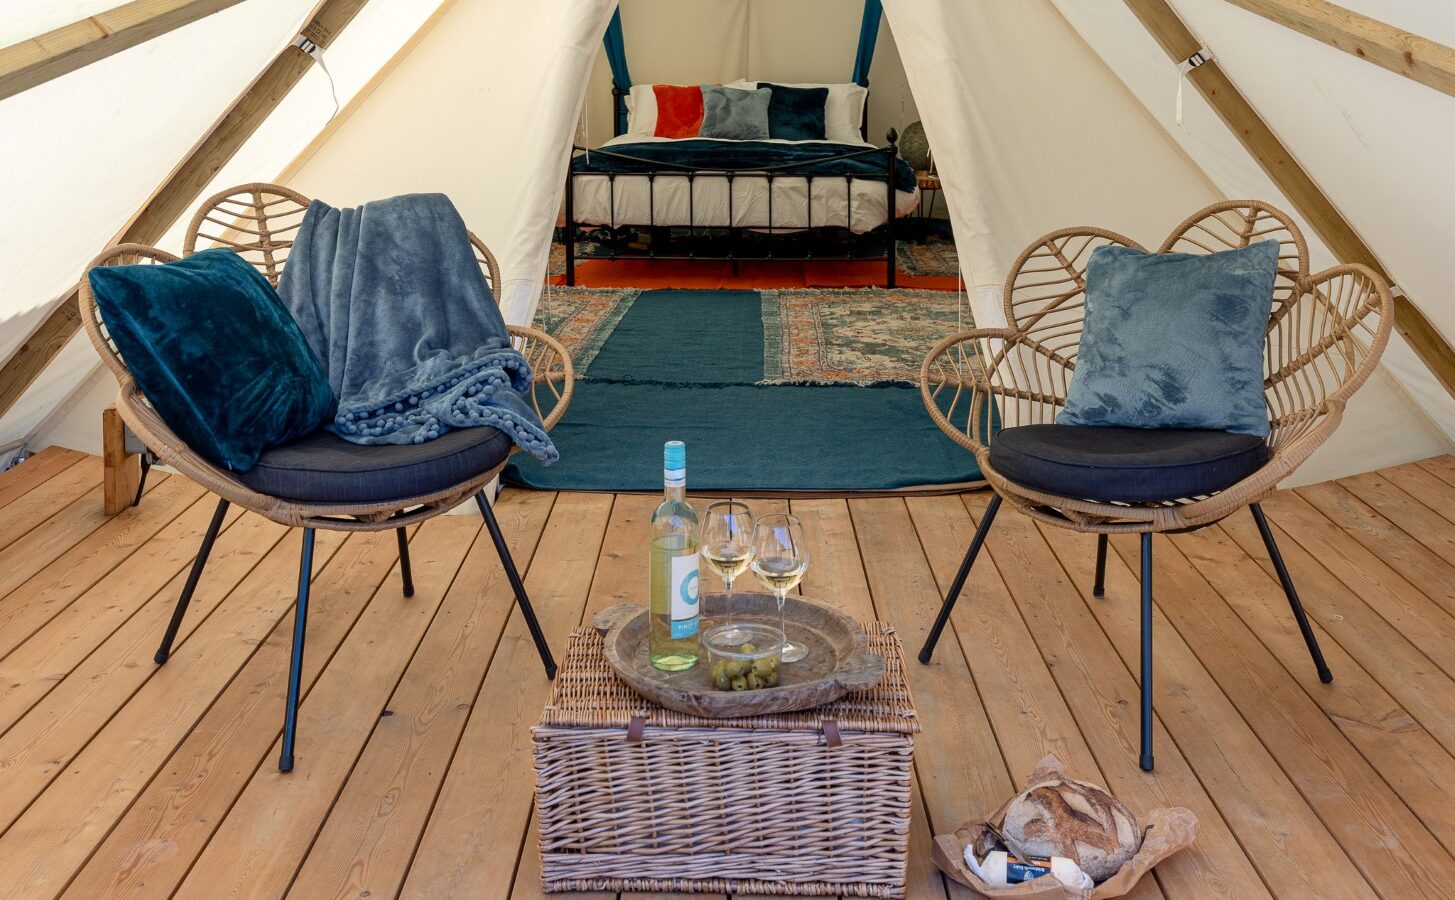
591,592,885,718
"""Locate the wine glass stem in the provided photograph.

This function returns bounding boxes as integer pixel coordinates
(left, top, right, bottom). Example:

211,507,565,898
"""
777,590,787,640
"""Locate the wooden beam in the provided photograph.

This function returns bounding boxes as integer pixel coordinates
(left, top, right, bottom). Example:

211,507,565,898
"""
1123,0,1455,401
0,0,246,102
0,0,372,421
1218,0,1455,99
102,405,140,515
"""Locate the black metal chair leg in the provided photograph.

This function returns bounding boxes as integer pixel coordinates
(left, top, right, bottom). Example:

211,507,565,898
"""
919,494,1002,664
396,527,415,598
1251,503,1333,684
1093,534,1109,598
155,498,229,664
279,528,315,773
476,491,557,679
1140,532,1155,772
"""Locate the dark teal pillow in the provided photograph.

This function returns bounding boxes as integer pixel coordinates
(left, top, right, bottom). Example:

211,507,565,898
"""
88,248,335,472
1059,240,1278,437
756,83,829,140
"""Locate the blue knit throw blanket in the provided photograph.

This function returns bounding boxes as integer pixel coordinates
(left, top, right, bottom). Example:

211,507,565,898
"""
277,193,557,462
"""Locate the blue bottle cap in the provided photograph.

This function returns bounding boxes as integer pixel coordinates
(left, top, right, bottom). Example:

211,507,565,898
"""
664,440,685,470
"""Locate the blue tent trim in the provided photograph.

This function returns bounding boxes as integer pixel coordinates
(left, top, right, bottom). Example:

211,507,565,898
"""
603,7,631,135
852,0,883,87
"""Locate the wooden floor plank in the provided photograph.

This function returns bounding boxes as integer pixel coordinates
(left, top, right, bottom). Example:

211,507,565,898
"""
59,524,402,899
0,454,98,552
1297,481,1455,621
904,493,1161,900
0,472,191,640
0,528,355,897
0,447,86,510
1258,492,1455,682
287,492,554,900
0,498,245,734
1217,507,1455,755
850,497,1017,900
792,497,952,900
1367,462,1455,532
1415,454,1455,487
972,500,1271,898
1057,527,1398,896
1172,521,1455,859
401,493,615,899
168,521,473,899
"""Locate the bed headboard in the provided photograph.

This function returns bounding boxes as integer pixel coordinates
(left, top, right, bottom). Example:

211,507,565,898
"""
613,85,628,137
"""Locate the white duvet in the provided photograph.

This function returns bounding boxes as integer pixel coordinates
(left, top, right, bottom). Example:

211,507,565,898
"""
565,135,919,235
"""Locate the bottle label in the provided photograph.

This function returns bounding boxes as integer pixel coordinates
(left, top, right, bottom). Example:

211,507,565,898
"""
669,552,700,639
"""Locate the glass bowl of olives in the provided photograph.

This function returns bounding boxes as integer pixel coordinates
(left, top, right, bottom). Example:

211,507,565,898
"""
702,622,785,691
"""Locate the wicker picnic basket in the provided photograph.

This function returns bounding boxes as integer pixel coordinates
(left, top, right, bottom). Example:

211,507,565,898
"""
533,623,920,896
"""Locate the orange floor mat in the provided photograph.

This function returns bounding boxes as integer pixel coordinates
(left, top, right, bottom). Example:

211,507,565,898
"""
548,257,961,291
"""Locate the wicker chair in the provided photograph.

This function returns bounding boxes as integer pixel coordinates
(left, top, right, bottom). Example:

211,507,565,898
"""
917,200,1393,771
79,183,574,772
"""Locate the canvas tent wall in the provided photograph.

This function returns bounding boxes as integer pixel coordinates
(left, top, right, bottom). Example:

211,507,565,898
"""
2,0,1450,486
0,0,458,452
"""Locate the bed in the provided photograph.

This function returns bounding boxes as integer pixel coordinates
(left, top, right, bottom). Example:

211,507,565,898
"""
561,80,918,287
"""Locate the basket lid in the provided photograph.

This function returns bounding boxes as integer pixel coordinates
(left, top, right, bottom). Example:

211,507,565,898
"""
538,622,919,734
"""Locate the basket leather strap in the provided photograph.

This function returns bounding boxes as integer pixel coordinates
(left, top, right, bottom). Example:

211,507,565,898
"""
626,714,647,743
822,718,843,749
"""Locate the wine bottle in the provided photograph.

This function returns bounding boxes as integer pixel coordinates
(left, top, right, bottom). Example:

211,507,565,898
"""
650,440,700,671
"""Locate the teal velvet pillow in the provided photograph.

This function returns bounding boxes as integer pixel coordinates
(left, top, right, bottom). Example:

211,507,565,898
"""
700,85,772,140
756,82,829,140
1059,240,1278,437
88,248,335,472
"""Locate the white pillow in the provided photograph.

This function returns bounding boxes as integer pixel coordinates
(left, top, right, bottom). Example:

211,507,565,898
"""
624,84,659,137
731,80,868,143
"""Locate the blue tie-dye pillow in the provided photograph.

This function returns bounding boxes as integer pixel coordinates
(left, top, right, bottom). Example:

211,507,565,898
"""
1059,240,1278,437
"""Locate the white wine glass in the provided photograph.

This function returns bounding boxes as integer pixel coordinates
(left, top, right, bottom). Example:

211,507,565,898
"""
751,513,809,663
702,501,755,593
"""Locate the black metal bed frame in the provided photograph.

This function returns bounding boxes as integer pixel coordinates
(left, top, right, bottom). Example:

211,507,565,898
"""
563,84,900,288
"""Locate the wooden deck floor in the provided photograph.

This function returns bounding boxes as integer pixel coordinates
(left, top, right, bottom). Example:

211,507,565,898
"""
3,448,1455,897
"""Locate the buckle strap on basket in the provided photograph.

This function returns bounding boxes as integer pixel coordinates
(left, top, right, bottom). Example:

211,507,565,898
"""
626,713,647,743
822,718,843,749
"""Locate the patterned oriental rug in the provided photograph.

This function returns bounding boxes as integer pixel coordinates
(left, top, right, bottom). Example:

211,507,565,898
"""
530,286,976,385
505,287,990,493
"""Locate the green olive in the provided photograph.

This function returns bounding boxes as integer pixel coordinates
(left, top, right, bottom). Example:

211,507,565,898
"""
739,642,757,655
751,657,777,678
724,659,749,678
714,671,732,690
764,670,779,688
730,675,749,691
746,672,765,690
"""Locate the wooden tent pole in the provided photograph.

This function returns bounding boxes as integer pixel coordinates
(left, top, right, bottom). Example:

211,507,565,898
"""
1217,0,1455,100
0,0,372,421
1123,0,1455,401
0,0,246,103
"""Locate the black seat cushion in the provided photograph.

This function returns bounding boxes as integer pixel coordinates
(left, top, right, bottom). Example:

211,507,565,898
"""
238,426,512,504
988,424,1268,504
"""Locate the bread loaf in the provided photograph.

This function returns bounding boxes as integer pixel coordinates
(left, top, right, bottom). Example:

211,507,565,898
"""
1000,775,1140,882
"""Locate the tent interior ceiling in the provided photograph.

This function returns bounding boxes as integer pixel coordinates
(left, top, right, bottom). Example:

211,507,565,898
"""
0,0,1450,486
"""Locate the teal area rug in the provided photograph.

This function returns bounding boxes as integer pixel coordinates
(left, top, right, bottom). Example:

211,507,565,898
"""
506,288,989,492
